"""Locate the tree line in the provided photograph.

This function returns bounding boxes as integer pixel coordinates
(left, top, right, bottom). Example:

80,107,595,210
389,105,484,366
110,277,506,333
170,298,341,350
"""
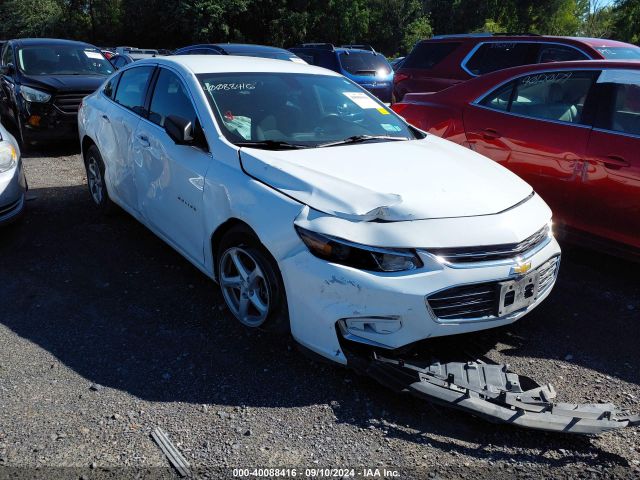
1,0,638,57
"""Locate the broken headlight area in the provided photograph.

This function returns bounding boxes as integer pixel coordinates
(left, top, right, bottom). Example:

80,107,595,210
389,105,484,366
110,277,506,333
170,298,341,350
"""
339,336,639,435
295,226,422,272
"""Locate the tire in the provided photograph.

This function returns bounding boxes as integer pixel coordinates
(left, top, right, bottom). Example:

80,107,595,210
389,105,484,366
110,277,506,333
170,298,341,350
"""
217,225,289,332
84,144,116,214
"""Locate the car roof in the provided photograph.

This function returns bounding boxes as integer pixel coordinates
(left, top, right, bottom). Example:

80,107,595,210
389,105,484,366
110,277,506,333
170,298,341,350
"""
137,55,341,76
334,47,381,55
178,43,294,54
11,38,97,48
421,34,635,49
428,59,640,100
484,59,640,77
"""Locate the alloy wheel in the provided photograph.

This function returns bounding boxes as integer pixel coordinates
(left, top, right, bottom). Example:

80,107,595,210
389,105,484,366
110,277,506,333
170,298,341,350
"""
219,246,271,327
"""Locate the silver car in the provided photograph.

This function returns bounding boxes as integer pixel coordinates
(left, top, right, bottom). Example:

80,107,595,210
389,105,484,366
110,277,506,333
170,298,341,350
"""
0,122,26,224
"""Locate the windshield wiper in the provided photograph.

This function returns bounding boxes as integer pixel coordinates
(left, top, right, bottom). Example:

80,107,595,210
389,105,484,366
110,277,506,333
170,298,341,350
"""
317,135,409,148
235,140,310,150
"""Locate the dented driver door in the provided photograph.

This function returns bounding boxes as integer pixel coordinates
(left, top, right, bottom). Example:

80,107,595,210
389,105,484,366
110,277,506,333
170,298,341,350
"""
132,67,212,265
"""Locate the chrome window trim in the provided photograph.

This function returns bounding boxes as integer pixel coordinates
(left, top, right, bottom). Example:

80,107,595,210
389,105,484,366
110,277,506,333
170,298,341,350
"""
470,66,604,128
470,103,593,130
592,127,640,140
460,41,592,77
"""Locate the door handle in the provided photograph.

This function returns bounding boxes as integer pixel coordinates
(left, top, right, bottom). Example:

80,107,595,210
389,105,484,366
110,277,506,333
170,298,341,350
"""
482,128,501,140
602,155,629,169
101,114,110,123
137,134,150,148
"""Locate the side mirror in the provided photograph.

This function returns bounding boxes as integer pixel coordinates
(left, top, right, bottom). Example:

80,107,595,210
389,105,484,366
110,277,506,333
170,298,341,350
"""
165,115,194,145
0,63,15,76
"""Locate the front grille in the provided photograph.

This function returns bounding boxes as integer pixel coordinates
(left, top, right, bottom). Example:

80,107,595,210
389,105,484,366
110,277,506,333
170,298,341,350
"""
427,256,560,321
428,282,499,320
54,92,91,114
427,225,550,264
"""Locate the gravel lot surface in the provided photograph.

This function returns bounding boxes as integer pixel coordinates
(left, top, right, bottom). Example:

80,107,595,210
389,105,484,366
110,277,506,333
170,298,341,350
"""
0,144,639,479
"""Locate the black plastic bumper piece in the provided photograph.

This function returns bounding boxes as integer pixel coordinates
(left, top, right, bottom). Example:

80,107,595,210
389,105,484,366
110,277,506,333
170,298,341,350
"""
364,353,639,435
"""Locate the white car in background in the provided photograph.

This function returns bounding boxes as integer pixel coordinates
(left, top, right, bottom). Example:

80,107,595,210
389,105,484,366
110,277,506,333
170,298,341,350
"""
0,121,26,225
78,56,560,365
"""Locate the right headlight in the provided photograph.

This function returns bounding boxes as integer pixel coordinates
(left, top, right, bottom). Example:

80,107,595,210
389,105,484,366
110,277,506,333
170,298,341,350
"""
295,226,422,272
20,85,52,103
0,141,17,174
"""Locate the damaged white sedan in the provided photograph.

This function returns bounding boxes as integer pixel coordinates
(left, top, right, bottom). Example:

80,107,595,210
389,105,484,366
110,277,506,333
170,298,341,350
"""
78,56,639,433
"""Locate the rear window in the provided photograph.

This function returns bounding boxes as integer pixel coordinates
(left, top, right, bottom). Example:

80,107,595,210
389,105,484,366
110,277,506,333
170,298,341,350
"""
338,52,391,76
595,46,640,60
465,42,539,76
401,42,461,70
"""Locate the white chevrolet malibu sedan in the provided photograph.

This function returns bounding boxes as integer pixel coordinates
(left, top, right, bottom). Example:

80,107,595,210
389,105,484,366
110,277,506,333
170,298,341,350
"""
78,56,560,365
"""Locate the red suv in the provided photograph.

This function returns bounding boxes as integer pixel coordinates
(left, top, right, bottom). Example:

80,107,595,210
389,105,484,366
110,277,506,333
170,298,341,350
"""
393,34,640,102
392,60,640,258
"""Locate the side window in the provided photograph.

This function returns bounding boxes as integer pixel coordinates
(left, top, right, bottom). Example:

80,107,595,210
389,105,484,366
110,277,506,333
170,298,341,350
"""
479,71,597,124
479,81,514,112
103,74,120,99
596,69,640,136
113,66,153,115
317,52,339,71
402,42,461,70
538,45,588,63
112,56,125,68
2,45,13,66
465,42,539,76
149,68,197,127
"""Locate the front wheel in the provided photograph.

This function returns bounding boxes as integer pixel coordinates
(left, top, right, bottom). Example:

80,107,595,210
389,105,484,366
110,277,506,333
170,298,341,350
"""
217,226,288,331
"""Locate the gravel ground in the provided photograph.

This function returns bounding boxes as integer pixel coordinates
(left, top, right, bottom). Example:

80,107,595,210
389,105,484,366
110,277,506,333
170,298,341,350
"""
0,144,639,479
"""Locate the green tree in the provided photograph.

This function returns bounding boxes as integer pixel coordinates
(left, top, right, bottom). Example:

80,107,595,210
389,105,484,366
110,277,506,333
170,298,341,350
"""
0,0,63,38
612,0,640,43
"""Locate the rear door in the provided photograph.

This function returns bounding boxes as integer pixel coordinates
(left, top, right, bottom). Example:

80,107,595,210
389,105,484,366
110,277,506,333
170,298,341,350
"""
106,65,155,211
132,66,211,264
463,69,599,228
580,68,640,248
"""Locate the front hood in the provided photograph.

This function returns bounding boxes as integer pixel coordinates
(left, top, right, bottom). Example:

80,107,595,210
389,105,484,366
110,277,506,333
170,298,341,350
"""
240,135,533,221
21,74,106,93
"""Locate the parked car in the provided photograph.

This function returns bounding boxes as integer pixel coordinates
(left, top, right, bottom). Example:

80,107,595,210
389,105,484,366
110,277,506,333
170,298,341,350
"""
109,50,159,70
78,55,560,366
0,121,26,225
174,43,305,63
101,49,115,60
392,60,640,258
289,44,394,103
115,46,159,56
390,56,405,71
0,38,113,146
393,33,640,102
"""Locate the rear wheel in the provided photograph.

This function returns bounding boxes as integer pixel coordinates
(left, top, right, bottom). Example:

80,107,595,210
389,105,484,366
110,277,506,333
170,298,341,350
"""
84,144,116,214
217,226,288,331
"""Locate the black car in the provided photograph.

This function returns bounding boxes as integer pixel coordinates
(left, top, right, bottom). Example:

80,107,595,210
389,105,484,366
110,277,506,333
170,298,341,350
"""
173,43,305,62
0,38,113,146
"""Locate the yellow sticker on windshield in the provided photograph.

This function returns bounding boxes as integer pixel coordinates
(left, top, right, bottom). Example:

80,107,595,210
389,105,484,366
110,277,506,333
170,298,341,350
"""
377,107,390,115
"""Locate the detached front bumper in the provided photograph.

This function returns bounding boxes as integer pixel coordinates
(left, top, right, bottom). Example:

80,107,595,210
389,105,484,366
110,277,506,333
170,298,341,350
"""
280,234,560,365
18,98,81,142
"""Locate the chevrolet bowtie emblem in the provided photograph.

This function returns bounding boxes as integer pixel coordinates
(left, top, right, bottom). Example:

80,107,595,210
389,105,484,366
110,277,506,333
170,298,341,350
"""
512,261,532,275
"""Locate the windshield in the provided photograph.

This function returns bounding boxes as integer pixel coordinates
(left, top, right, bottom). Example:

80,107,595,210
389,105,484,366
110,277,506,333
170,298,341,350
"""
595,46,640,60
17,45,113,76
199,72,416,148
338,52,391,76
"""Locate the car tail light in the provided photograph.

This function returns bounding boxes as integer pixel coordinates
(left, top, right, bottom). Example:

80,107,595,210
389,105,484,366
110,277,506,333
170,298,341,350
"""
394,73,409,84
